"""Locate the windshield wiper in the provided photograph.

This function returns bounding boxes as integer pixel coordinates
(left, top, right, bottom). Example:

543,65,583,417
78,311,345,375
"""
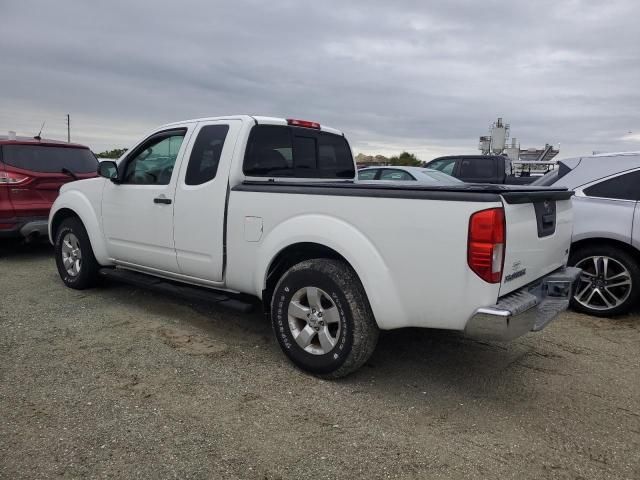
61,168,79,181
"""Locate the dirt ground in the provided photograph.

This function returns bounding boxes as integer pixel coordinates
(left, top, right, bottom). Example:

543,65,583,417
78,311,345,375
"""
0,242,639,479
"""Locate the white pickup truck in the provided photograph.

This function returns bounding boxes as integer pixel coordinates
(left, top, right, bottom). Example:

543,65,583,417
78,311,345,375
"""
49,116,580,377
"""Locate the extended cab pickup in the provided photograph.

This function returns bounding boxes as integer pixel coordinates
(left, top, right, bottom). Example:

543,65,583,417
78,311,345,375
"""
49,116,580,378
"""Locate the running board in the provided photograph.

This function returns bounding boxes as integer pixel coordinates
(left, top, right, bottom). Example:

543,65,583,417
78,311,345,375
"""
98,268,254,313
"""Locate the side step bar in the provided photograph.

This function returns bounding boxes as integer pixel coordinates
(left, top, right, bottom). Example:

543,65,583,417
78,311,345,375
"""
98,268,254,313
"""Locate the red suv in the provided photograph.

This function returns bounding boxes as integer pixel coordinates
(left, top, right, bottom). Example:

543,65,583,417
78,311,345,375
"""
0,135,97,240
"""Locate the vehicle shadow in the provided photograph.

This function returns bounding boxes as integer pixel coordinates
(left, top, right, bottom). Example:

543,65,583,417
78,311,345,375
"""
92,272,632,397
97,279,552,404
0,239,53,259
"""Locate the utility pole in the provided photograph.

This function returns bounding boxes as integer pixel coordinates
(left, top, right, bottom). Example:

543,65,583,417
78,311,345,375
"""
66,114,70,143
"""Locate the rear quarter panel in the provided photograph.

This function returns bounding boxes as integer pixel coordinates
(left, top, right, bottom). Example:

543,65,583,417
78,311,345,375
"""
571,195,634,244
226,190,503,330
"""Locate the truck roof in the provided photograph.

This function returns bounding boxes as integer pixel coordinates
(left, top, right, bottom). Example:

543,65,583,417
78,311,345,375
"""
159,115,344,136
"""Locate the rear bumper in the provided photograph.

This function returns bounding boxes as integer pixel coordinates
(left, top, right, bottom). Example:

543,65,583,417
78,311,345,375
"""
0,216,49,239
465,267,581,341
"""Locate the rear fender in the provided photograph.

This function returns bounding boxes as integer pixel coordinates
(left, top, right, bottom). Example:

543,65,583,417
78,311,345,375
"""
255,214,407,329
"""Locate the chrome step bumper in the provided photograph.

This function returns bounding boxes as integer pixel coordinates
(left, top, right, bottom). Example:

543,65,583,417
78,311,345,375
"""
465,267,581,341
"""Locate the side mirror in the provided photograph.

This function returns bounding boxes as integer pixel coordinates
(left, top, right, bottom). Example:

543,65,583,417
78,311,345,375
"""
97,161,119,183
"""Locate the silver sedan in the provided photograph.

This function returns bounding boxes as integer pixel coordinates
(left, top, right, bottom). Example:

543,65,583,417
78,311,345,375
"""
357,166,463,185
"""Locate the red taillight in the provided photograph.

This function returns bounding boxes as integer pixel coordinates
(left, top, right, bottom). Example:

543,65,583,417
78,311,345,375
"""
287,118,321,129
468,207,505,283
0,171,29,185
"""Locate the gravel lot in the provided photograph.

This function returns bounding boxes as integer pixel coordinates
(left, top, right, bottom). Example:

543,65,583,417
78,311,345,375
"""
1,242,639,479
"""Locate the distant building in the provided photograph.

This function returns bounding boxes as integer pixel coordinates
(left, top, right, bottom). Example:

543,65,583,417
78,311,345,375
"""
479,117,559,163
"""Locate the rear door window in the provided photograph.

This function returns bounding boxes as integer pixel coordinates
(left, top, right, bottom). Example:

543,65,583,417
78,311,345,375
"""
243,125,354,178
184,125,229,185
380,169,415,180
458,158,497,180
583,171,640,201
358,169,378,180
2,145,97,173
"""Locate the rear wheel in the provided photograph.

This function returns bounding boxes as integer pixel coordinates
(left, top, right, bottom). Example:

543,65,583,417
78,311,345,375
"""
569,245,640,316
270,259,379,378
54,217,100,289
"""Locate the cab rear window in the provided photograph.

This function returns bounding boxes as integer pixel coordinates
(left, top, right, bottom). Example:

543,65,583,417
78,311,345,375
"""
1,145,97,173
243,125,355,178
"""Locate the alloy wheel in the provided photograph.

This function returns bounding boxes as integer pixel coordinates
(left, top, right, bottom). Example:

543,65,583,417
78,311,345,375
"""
573,255,632,311
61,232,82,277
287,286,341,355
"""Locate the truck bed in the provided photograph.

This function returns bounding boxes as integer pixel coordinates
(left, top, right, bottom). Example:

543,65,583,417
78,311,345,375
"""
227,180,573,331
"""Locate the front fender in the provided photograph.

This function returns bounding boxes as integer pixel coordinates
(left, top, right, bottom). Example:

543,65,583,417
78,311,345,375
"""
255,214,407,330
49,189,112,266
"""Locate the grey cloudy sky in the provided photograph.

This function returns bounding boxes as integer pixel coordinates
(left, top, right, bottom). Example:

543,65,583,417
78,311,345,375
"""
1,0,639,159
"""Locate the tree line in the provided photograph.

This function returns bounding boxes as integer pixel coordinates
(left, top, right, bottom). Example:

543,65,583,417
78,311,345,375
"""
95,148,128,159
355,151,421,166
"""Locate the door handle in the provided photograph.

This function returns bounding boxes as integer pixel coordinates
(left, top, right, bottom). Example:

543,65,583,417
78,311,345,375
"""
153,196,172,205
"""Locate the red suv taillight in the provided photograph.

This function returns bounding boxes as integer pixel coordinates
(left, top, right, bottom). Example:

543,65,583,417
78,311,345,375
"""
0,171,29,185
468,207,505,283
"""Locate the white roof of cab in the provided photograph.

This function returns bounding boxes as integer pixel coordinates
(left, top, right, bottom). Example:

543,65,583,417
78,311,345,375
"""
160,115,343,136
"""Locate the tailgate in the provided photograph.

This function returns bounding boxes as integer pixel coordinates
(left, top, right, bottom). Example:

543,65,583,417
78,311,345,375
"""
499,190,574,295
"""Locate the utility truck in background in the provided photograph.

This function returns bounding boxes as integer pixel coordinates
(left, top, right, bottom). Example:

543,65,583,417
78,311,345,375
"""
49,115,580,377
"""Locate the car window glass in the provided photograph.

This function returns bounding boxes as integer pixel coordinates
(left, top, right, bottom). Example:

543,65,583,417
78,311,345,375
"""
458,158,496,179
358,169,377,180
428,159,456,175
293,136,316,172
243,126,293,176
2,145,97,173
317,133,353,177
243,125,354,178
123,131,185,185
583,171,640,201
185,125,229,185
380,169,415,181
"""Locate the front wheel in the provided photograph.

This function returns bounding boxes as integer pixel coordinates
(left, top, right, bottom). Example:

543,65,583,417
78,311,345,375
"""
54,217,100,290
569,245,640,316
270,259,379,378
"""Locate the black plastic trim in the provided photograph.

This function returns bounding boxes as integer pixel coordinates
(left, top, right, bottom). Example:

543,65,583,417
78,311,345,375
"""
234,181,500,202
233,181,572,203
501,190,574,204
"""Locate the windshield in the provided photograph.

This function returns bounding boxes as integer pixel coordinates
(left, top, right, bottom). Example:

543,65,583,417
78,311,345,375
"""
2,145,97,173
426,158,456,175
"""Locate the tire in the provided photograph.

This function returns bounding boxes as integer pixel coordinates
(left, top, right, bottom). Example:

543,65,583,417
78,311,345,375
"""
270,258,379,378
54,217,100,290
568,244,640,317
